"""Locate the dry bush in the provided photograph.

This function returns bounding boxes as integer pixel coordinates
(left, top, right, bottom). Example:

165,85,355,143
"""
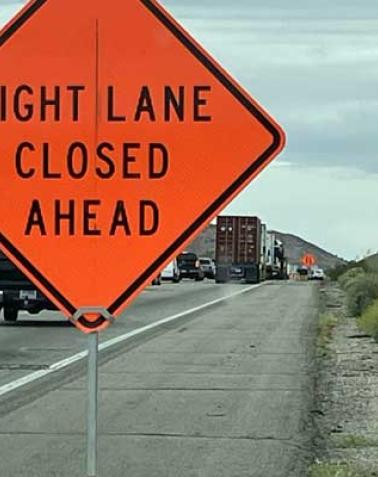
345,274,378,316
358,300,378,341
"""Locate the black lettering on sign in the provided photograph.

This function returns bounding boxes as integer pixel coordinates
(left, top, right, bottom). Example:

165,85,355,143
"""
40,86,60,122
149,143,169,179
107,86,126,122
67,142,88,179
25,200,47,236
14,85,33,122
194,85,212,122
42,143,61,179
134,86,156,122
123,143,141,179
164,86,184,121
96,143,115,179
140,200,159,236
109,201,131,236
55,200,75,236
15,142,35,179
83,200,101,236
67,85,85,122
0,85,6,121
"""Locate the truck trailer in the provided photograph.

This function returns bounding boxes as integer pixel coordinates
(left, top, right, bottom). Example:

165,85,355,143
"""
215,216,262,284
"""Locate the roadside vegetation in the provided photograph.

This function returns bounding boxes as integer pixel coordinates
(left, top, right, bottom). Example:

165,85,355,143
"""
329,256,378,342
309,264,378,477
331,433,378,449
317,312,339,354
309,462,374,477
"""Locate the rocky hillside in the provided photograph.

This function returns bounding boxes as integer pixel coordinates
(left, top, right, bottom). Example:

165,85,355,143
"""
271,231,346,270
187,224,345,270
187,224,217,258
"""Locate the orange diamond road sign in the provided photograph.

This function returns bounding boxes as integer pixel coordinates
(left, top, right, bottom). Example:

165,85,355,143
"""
0,0,285,332
302,254,316,267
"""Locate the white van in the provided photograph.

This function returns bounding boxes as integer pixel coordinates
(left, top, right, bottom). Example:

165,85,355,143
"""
161,259,181,283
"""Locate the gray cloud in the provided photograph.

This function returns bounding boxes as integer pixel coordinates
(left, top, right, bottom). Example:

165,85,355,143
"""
162,0,378,174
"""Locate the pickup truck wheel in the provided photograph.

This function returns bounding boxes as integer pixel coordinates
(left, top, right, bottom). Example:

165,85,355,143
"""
3,307,18,322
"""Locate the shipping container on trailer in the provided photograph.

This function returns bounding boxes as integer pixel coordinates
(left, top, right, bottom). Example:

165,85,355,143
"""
215,216,262,284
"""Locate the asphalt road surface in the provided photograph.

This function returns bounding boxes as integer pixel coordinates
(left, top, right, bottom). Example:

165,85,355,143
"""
0,281,254,387
0,280,318,476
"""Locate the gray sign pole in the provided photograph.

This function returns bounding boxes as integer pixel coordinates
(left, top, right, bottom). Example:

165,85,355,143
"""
87,332,99,476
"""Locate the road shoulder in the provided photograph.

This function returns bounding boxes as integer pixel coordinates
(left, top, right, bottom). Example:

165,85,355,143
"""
311,282,378,476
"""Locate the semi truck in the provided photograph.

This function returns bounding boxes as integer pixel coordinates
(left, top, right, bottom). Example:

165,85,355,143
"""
260,223,268,281
215,215,262,284
0,252,56,321
265,232,287,280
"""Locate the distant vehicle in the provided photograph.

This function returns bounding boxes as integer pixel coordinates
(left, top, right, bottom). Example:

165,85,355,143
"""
311,268,325,280
199,257,216,279
151,273,162,286
0,251,56,322
297,267,309,280
161,260,181,283
177,252,204,281
215,216,262,284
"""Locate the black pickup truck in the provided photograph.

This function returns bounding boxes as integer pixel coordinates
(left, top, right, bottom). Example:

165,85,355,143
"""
0,252,56,322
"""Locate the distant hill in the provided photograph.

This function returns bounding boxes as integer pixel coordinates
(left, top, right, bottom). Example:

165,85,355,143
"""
187,224,345,270
187,224,216,258
271,231,346,271
359,253,378,273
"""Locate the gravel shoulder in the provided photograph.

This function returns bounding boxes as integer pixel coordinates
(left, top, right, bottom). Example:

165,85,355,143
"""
311,282,378,476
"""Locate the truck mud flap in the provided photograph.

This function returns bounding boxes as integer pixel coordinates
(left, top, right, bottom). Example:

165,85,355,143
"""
215,265,230,283
245,265,259,284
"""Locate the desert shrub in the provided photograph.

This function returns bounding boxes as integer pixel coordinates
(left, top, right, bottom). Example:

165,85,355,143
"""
317,313,338,351
328,261,358,281
309,462,373,477
358,300,378,342
363,255,378,274
345,274,378,317
338,267,365,290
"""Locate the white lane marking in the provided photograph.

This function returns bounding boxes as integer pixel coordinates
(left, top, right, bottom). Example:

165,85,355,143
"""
0,284,262,397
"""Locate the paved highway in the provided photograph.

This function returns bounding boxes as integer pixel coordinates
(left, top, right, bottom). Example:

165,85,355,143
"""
0,281,253,387
0,280,317,476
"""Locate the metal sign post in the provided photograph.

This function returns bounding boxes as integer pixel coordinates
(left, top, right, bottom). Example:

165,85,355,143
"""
87,332,99,477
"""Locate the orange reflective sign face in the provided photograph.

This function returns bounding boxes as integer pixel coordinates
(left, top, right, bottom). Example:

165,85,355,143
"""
302,254,316,267
0,0,285,332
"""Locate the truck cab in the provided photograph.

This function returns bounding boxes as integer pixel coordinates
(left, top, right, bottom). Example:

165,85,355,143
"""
0,252,57,322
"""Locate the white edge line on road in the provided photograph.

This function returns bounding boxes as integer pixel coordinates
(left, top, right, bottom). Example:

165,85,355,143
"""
0,283,262,397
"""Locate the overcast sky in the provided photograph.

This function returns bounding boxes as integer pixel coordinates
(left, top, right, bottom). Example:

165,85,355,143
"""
1,0,377,259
